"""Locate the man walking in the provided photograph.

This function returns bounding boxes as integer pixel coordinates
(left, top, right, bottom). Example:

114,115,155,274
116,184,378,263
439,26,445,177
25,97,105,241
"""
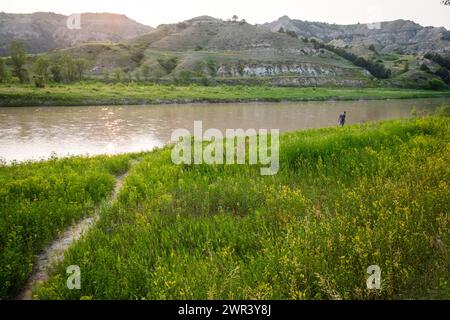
339,111,347,127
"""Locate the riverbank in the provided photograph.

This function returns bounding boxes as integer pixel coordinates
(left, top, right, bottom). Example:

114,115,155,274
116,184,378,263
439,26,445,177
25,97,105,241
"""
0,83,449,107
1,115,448,299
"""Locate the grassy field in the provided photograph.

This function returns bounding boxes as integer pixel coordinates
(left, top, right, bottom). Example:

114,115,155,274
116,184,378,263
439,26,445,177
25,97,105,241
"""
0,83,449,107
0,154,136,298
7,115,443,300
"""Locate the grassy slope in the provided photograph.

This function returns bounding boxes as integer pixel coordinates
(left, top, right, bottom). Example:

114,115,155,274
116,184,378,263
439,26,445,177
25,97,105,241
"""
0,154,134,299
0,83,449,107
32,116,450,300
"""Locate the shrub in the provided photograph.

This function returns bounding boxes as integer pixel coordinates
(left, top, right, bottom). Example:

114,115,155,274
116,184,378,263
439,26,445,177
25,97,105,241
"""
0,59,6,83
428,79,446,90
368,44,377,53
435,67,450,84
157,57,178,74
420,63,431,73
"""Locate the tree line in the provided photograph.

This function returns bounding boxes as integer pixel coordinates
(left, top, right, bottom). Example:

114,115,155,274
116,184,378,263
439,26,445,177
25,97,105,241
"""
310,40,392,79
422,52,450,86
0,40,88,87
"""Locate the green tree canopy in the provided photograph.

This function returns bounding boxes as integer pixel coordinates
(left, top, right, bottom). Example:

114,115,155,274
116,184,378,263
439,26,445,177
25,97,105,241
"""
0,59,6,83
33,56,50,81
10,40,28,83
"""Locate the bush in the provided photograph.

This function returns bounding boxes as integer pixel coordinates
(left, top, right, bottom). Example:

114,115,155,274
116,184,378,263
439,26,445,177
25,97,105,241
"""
428,79,446,90
175,70,195,85
420,64,431,73
368,44,377,53
33,75,46,88
285,30,298,39
435,67,450,84
157,57,178,75
0,59,6,83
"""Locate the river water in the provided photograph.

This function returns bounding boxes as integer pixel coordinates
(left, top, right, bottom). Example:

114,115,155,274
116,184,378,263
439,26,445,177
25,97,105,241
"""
0,98,448,162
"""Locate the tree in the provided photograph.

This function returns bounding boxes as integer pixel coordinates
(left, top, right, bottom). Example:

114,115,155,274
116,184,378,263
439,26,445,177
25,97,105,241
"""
53,55,77,83
428,79,445,90
113,69,122,82
10,40,28,83
64,56,76,82
124,71,132,83
403,61,410,73
32,56,50,81
206,59,218,77
50,63,63,83
32,56,50,87
435,67,450,84
135,69,141,82
232,15,238,22
142,65,150,81
237,61,245,76
74,59,88,81
424,52,450,69
0,59,5,83
285,30,298,39
320,42,391,79
158,57,178,74
33,75,46,88
420,63,431,73
176,70,194,84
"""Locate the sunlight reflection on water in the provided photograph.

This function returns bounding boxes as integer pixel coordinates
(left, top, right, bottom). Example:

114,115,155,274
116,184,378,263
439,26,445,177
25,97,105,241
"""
0,98,447,163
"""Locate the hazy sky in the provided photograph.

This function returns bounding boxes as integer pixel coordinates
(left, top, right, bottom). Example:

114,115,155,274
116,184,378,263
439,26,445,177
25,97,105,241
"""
1,0,449,29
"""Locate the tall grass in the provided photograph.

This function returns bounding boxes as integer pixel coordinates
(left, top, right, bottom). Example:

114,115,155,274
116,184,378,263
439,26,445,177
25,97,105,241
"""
32,116,449,300
0,154,132,298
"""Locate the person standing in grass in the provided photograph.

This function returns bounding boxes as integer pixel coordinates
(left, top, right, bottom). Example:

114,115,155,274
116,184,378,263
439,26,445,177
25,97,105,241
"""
339,111,347,127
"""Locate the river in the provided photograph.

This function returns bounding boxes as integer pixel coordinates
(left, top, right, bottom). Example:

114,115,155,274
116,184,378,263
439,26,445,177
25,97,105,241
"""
0,98,448,162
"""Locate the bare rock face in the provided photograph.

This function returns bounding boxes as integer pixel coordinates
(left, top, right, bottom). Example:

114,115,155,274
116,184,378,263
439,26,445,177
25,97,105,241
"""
0,12,153,55
263,16,450,54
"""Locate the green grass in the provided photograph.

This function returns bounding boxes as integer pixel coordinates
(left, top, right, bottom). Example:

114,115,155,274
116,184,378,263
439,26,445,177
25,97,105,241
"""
27,115,449,300
0,154,135,299
0,83,449,107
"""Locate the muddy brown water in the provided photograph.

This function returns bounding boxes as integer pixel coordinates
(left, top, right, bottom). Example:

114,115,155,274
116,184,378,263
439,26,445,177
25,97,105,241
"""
0,98,448,163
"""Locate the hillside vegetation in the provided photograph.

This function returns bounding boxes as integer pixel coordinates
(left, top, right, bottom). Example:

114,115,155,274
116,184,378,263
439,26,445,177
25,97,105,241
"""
1,15,449,89
11,114,445,300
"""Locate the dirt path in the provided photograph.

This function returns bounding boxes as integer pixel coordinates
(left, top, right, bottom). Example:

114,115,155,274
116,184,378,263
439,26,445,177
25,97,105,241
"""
17,170,131,300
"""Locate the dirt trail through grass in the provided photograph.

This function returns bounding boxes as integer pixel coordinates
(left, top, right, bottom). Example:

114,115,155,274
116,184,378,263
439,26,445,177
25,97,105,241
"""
17,167,133,300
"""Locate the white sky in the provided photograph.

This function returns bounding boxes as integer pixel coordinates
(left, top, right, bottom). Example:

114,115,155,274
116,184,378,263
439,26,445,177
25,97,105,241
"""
0,0,449,29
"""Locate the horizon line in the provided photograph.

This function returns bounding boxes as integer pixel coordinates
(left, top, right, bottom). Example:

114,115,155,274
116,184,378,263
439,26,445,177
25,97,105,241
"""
0,11,448,30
